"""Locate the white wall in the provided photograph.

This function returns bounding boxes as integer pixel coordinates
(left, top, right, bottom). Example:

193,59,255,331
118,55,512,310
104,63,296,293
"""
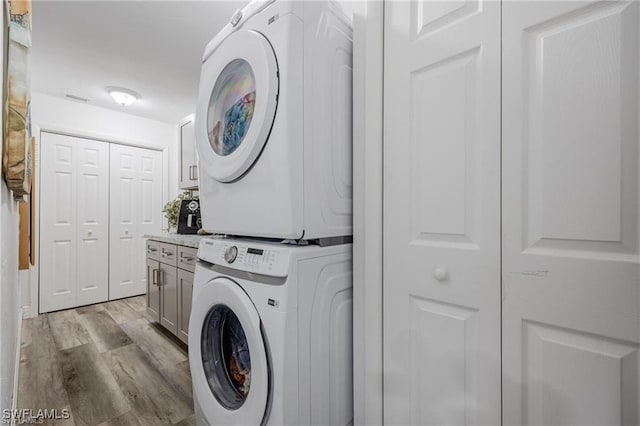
0,180,20,412
22,91,180,317
0,0,22,412
31,91,179,198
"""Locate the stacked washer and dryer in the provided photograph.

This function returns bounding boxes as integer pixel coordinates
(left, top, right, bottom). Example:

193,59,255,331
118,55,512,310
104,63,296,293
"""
189,1,354,425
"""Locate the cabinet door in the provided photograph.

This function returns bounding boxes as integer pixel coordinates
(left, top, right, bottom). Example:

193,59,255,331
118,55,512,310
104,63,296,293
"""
146,258,160,322
177,268,194,344
179,120,198,190
159,263,179,334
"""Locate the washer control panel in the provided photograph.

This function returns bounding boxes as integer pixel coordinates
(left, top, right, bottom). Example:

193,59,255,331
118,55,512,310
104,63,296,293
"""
198,239,289,277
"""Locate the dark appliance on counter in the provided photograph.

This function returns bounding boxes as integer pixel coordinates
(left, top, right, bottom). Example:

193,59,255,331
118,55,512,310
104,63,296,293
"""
177,199,202,234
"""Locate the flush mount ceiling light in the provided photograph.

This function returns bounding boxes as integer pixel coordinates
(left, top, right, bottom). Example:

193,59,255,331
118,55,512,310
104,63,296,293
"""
106,86,139,106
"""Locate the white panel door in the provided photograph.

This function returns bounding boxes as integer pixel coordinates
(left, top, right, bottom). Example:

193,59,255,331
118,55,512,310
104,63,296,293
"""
40,133,109,313
383,1,501,425
110,144,162,300
502,2,640,425
76,138,110,306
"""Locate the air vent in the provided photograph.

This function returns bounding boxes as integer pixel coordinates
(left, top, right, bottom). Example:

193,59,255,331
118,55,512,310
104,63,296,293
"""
65,94,91,103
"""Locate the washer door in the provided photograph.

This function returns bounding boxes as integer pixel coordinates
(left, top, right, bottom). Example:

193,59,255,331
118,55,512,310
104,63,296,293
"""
189,277,270,424
195,29,279,183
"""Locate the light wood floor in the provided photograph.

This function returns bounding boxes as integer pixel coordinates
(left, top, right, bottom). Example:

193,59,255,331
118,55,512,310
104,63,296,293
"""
18,297,195,426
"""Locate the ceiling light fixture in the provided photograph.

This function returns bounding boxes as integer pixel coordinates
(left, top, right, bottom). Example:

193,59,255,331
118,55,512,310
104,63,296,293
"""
106,86,139,106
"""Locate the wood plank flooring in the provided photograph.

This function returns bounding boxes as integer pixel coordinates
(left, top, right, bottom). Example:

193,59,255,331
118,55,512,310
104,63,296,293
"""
18,297,194,426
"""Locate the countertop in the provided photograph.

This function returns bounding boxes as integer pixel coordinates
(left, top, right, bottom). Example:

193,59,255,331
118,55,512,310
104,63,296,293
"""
143,232,214,249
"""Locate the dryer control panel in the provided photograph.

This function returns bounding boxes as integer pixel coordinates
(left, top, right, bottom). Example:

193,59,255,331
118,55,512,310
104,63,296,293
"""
198,238,290,277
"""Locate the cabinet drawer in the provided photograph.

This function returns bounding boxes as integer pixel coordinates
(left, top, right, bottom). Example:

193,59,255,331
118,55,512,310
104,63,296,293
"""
177,246,197,272
159,243,178,266
146,240,160,261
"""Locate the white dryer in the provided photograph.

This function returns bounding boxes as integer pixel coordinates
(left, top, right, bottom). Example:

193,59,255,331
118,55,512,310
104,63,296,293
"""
195,0,353,240
189,237,353,425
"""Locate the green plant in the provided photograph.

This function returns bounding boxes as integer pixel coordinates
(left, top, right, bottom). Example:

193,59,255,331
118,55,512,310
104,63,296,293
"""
163,191,197,232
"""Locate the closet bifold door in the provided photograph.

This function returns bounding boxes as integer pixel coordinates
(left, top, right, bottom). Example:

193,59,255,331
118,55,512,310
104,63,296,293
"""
39,133,109,313
109,144,162,300
502,2,640,425
382,1,501,425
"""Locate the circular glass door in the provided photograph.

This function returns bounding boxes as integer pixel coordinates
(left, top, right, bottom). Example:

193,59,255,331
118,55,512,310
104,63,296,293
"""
196,30,279,183
188,277,270,424
201,304,252,410
207,60,256,157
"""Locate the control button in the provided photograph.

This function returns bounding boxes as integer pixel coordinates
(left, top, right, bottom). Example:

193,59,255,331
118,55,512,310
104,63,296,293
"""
230,9,243,26
224,246,238,264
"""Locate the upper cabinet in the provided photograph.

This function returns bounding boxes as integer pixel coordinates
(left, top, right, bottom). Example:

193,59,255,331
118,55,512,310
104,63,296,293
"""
179,118,198,189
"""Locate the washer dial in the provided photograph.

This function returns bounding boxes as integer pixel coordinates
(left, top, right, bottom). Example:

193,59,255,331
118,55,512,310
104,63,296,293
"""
224,246,238,263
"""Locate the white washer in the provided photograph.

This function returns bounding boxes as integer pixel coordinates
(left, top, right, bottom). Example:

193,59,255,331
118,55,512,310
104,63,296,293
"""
195,0,353,240
189,237,353,426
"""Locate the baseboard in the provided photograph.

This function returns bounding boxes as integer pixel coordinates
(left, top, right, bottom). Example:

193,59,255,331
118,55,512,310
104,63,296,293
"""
21,305,36,319
11,307,24,421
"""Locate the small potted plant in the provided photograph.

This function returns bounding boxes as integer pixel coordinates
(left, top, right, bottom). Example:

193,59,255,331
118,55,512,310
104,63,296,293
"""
162,191,197,232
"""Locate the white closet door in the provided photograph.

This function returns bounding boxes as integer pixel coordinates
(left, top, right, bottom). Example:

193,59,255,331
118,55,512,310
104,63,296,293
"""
76,138,110,306
110,144,162,300
502,2,640,425
382,1,501,425
40,133,109,313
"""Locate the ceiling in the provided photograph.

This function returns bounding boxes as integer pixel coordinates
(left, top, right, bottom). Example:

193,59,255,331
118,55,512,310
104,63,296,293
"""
32,1,245,123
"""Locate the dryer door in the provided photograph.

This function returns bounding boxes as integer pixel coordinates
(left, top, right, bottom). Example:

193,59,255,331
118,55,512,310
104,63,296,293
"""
189,277,270,424
195,29,279,183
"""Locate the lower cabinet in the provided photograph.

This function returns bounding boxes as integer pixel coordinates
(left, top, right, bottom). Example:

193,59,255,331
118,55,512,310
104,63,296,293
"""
146,259,160,321
146,240,196,344
177,269,194,344
159,262,179,334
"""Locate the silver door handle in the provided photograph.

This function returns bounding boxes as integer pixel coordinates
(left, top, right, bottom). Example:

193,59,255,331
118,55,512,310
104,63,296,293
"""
180,256,194,262
161,250,173,257
147,247,158,253
157,270,165,286
152,269,159,285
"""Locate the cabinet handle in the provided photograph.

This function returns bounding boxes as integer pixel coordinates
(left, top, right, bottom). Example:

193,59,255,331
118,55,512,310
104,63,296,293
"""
147,247,158,253
161,249,173,257
180,256,194,262
188,164,198,181
152,269,159,285
158,270,166,286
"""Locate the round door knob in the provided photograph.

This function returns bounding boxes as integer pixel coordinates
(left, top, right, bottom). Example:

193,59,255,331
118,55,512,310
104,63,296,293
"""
433,268,448,281
224,246,238,264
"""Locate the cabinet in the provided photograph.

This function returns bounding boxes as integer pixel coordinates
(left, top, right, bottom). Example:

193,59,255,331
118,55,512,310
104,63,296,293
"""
146,258,160,321
177,269,194,343
179,119,198,190
146,239,196,344
159,262,178,334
